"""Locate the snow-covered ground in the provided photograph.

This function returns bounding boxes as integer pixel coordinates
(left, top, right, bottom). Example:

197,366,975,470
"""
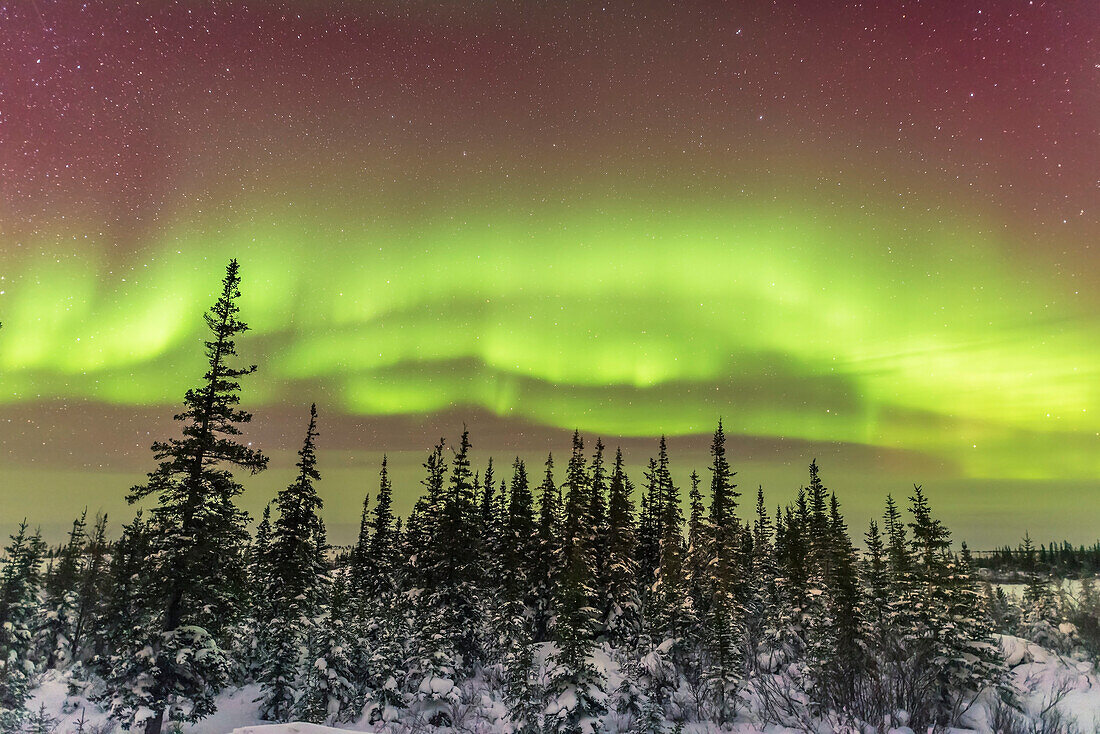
994,635,1100,733
232,725,350,734
27,636,1100,734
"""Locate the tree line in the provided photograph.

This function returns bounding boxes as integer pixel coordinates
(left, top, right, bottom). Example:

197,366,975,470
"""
0,261,1090,734
977,538,1100,578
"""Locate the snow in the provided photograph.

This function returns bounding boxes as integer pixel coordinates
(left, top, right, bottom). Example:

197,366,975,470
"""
24,635,1100,734
999,633,1033,666
1000,634,1100,733
426,676,455,695
232,725,349,734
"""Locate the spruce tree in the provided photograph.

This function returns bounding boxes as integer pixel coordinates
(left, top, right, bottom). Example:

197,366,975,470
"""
23,704,59,734
352,458,406,725
368,455,397,598
258,403,330,722
481,457,497,528
701,424,743,721
745,487,783,675
883,494,909,578
434,428,483,671
94,512,153,678
504,458,537,606
547,431,606,734
1021,532,1046,606
405,442,461,724
105,260,268,734
636,457,661,618
943,543,1006,711
403,432,479,724
804,490,863,716
861,520,890,664
502,620,542,734
478,463,510,659
349,492,371,597
588,439,610,615
405,439,446,592
862,521,888,616
560,431,596,614
805,460,832,582
534,452,562,642
489,458,537,666
0,522,47,733
71,512,110,668
241,503,274,680
41,510,87,669
602,448,640,648
561,432,590,548
898,485,966,728
800,463,834,670
489,457,541,732
653,437,691,647
684,470,709,622
293,571,359,724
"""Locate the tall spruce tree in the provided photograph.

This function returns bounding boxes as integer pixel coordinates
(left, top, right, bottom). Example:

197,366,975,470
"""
434,428,483,671
242,503,274,679
534,452,562,642
40,510,87,669
636,457,661,615
560,431,596,615
547,431,606,734
70,512,110,678
258,404,330,722
943,543,1006,712
685,470,709,622
653,437,690,642
904,486,1002,727
352,458,408,725
804,490,863,716
480,457,497,528
404,441,461,724
701,423,743,721
94,513,153,686
500,458,543,734
405,439,446,592
504,458,537,606
805,460,832,583
489,458,538,669
745,487,782,675
105,260,267,734
370,455,397,596
588,439,610,603
602,448,639,647
883,494,909,578
861,520,890,652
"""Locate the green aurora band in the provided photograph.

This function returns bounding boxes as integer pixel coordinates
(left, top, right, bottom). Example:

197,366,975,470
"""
3,191,1097,482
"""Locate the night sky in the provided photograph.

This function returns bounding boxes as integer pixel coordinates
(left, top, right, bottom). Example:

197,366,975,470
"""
1,1,1097,547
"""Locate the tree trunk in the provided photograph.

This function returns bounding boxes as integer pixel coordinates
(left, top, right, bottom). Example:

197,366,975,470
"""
144,710,164,734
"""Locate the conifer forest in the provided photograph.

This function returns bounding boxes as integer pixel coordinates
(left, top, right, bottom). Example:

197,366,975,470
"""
1,263,1097,734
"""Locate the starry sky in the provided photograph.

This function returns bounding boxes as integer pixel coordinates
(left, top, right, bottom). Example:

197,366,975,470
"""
1,1,1097,546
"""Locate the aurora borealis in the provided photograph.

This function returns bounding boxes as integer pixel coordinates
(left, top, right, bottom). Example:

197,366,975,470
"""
1,1,1097,545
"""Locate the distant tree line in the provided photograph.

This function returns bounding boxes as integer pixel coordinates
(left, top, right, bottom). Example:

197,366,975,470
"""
1,261,1094,734
975,537,1100,578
